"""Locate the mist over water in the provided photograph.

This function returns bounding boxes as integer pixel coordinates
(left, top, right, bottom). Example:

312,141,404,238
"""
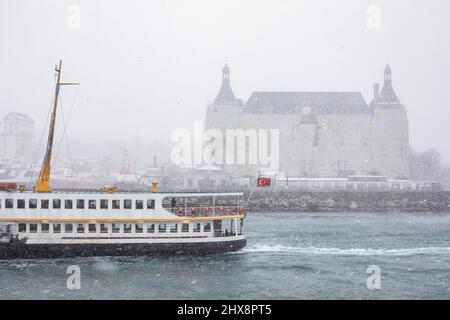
1,211,450,299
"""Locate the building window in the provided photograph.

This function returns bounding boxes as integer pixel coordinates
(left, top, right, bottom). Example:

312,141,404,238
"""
88,200,96,209
112,200,120,209
29,199,37,209
5,199,13,209
17,199,25,209
124,224,132,233
146,224,155,233
193,223,201,232
77,224,85,233
41,199,49,209
170,223,178,233
124,199,132,209
147,199,155,209
100,199,108,209
182,223,189,233
112,223,120,233
135,223,143,233
77,199,85,209
41,223,49,233
65,224,73,233
88,224,96,233
29,224,37,233
158,224,166,233
53,199,61,209
65,200,73,209
18,223,26,232
53,224,61,233
204,223,211,232
136,200,143,209
100,224,108,233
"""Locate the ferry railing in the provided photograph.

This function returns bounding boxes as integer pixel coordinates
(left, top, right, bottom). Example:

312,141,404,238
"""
168,206,245,217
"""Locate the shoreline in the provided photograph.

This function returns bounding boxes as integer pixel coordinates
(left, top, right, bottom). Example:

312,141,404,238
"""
244,190,450,212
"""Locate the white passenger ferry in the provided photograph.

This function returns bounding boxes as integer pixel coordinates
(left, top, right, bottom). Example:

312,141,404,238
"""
0,61,246,259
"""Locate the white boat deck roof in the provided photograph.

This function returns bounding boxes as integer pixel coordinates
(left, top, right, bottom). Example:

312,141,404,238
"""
0,189,243,197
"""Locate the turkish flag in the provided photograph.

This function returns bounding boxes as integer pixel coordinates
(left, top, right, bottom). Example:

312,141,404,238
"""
257,177,271,187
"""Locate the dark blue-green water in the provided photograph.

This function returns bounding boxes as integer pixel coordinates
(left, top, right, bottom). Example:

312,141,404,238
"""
1,212,450,299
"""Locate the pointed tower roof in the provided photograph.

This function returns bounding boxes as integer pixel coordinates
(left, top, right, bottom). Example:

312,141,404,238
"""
214,64,237,103
378,64,399,103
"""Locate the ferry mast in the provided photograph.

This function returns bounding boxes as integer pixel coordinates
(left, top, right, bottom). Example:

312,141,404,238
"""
34,60,78,192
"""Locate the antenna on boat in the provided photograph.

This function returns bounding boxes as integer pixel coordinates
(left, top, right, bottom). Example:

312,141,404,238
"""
34,60,79,193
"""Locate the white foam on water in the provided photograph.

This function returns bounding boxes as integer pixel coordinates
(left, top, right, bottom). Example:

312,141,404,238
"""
240,244,450,256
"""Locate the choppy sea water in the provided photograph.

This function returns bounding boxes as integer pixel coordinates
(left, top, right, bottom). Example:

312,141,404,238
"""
1,211,450,299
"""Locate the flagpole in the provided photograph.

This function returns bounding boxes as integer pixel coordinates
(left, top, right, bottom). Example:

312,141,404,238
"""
245,170,260,206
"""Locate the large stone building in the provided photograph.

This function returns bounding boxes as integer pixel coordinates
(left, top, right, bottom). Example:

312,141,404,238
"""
205,64,410,179
0,112,35,165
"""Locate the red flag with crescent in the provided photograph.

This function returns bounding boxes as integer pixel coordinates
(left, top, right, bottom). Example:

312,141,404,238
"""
257,177,271,187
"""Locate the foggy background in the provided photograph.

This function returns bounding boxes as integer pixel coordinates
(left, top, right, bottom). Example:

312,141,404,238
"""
1,0,450,165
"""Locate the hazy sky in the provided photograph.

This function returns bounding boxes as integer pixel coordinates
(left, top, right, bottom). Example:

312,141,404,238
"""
1,0,450,161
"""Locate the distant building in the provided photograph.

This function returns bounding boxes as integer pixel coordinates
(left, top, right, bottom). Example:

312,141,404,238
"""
0,112,35,165
205,64,410,179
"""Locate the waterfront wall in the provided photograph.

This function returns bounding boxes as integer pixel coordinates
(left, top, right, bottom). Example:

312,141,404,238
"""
244,190,450,212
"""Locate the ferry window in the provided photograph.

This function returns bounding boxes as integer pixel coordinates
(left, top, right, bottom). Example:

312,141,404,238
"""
41,199,49,209
100,199,108,209
77,199,85,209
88,224,96,233
65,200,73,209
17,199,25,209
53,224,61,233
182,223,189,233
147,199,155,209
112,223,120,233
53,199,61,209
124,199,132,209
112,200,120,209
193,223,201,232
0,199,1,208
88,200,96,209
18,223,26,232
124,224,132,233
170,223,178,233
5,199,13,209
77,224,85,233
158,223,166,233
29,224,37,233
135,223,143,233
146,224,155,233
65,224,73,233
136,200,143,209
204,223,211,232
29,199,37,209
100,224,108,233
41,223,49,233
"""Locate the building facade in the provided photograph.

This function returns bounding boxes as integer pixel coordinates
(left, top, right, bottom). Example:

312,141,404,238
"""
205,64,410,179
0,112,35,165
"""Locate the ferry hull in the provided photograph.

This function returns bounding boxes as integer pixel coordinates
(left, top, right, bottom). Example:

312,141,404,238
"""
0,238,246,260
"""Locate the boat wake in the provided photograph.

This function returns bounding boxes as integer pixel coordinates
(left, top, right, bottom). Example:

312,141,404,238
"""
240,244,450,256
